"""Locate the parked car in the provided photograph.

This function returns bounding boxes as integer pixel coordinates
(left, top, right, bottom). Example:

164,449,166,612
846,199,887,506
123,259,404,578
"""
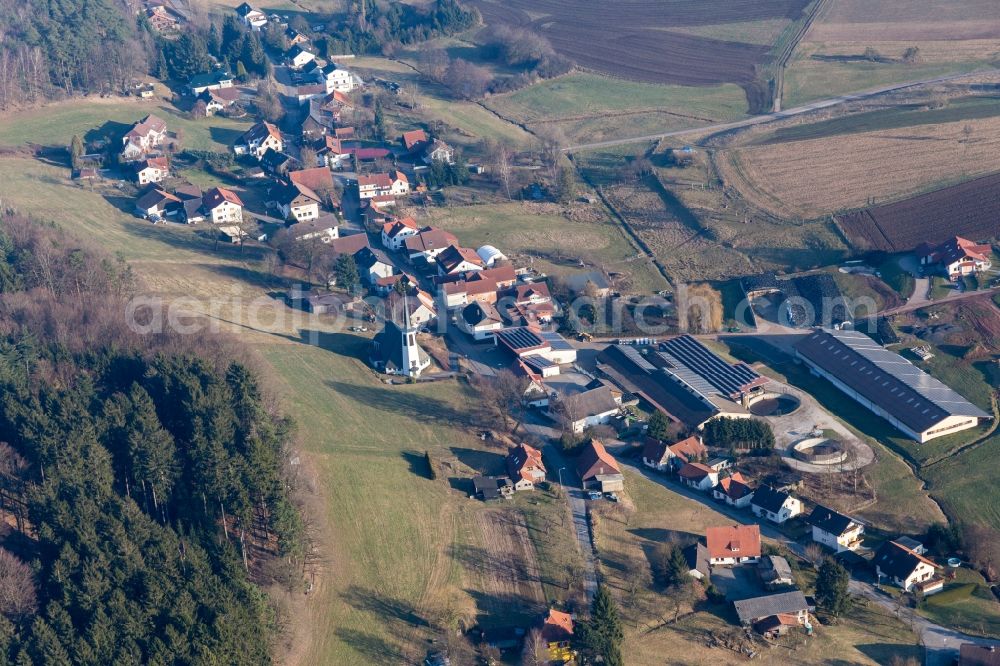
587,491,602,500
605,492,619,502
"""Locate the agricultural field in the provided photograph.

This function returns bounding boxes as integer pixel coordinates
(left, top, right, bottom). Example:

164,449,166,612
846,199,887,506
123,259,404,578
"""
470,0,810,110
419,200,669,293
717,115,1000,219
575,147,849,283
483,73,748,146
783,0,1000,107
836,172,1000,252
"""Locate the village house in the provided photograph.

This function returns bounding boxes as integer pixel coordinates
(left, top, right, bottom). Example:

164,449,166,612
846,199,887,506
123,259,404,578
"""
422,139,455,165
355,247,395,285
495,327,578,366
317,135,352,169
234,122,283,160
919,236,993,281
872,541,942,594
960,644,1000,666
551,386,621,434
290,215,338,243
289,167,336,207
381,217,420,251
358,171,409,200
405,227,459,263
807,505,864,553
286,44,316,69
261,149,297,177
894,536,927,555
134,187,180,219
330,232,371,257
506,443,546,491
759,555,795,589
733,591,810,635
459,301,504,341
235,2,267,29
308,91,354,130
498,282,554,325
678,462,718,491
198,87,241,115
438,266,517,308
576,439,624,493
385,290,436,329
272,181,321,222
540,609,574,664
706,524,761,566
306,61,357,93
436,246,485,276
188,70,234,95
132,156,170,185
121,114,167,161
201,187,244,224
285,26,308,46
641,434,707,472
401,129,429,153
374,273,413,296
712,472,754,508
751,485,803,524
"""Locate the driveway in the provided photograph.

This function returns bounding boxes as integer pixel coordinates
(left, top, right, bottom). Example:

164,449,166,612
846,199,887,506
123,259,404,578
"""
898,254,930,308
543,443,598,601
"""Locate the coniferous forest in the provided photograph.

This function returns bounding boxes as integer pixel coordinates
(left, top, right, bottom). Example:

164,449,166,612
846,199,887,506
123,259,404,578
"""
0,213,304,664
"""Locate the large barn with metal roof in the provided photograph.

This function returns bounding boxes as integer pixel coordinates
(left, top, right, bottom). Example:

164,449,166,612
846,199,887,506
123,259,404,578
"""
597,335,768,429
794,329,989,442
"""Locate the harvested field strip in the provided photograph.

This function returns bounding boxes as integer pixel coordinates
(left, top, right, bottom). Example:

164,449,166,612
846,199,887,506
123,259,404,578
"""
806,0,1000,41
460,507,546,627
470,0,809,91
720,115,1000,218
755,96,1000,145
836,171,1000,252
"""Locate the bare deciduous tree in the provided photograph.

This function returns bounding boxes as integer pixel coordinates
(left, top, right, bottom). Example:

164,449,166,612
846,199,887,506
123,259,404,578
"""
520,628,546,666
0,548,37,621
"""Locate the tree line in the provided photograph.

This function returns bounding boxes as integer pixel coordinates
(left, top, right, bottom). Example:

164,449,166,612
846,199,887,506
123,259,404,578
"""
0,212,305,663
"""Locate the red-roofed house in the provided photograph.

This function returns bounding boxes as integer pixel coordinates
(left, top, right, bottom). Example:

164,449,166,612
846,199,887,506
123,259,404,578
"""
712,472,754,508
437,245,485,276
132,156,170,185
404,227,458,263
202,187,244,223
506,443,546,490
706,524,761,565
678,462,718,491
576,439,623,492
919,236,993,281
540,609,574,663
381,217,419,250
401,129,429,152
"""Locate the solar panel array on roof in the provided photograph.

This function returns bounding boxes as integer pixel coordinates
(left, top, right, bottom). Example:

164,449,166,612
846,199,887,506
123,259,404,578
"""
795,329,989,434
616,345,657,373
539,330,574,351
522,355,556,372
659,335,765,399
496,327,545,351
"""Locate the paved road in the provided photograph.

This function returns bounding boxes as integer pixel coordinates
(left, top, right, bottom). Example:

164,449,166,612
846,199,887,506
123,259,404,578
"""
564,71,990,152
543,443,598,601
882,285,1000,316
613,453,999,664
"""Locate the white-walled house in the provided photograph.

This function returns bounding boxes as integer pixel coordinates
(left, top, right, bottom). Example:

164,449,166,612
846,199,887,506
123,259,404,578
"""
234,122,283,160
751,485,803,524
873,541,941,594
712,473,754,508
381,217,419,251
202,187,244,224
808,505,864,553
706,524,761,566
677,462,718,491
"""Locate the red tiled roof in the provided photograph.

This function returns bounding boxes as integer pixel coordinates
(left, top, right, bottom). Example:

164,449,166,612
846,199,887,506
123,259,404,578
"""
717,473,753,500
289,167,334,192
203,186,244,208
404,227,458,253
401,129,429,151
358,173,392,189
669,435,707,463
706,524,761,560
678,462,714,480
576,439,621,481
540,609,573,643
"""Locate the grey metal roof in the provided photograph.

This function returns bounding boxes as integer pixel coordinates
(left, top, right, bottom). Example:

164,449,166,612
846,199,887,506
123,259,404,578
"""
795,329,989,434
496,327,545,351
733,590,809,624
658,335,765,399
